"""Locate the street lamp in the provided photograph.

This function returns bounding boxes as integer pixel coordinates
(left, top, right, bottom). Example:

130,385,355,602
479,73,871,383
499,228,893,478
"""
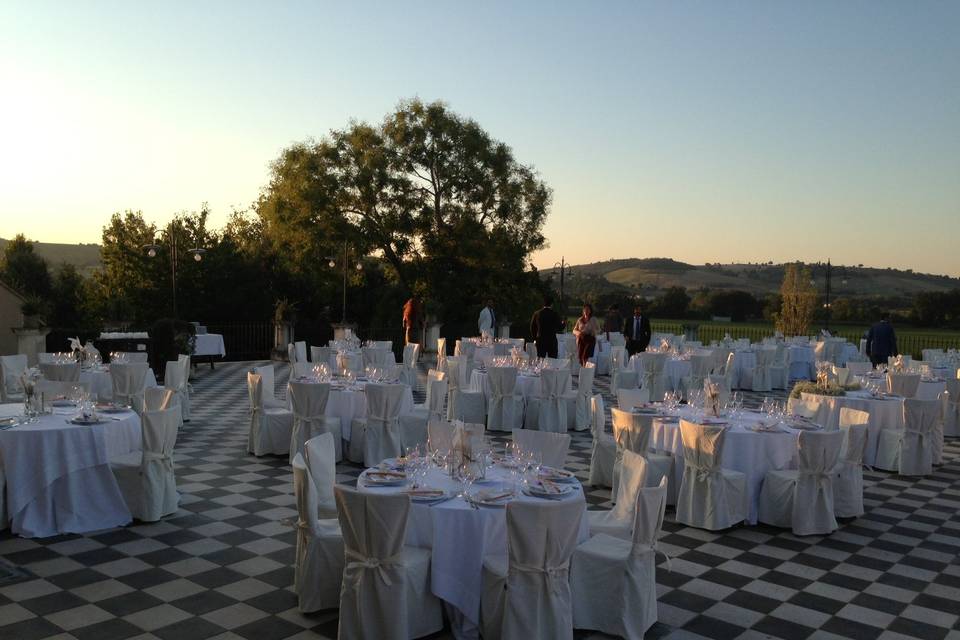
553,257,574,329
819,260,845,333
142,228,205,319
327,241,363,324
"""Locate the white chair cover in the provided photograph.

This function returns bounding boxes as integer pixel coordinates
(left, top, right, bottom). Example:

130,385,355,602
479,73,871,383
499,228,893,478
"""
944,379,960,438
683,354,713,400
887,373,921,398
294,341,307,363
769,344,790,389
311,346,333,366
40,362,81,382
292,451,343,612
400,377,448,451
609,346,631,390
163,354,191,421
0,354,27,401
253,364,286,409
535,368,570,433
675,420,747,531
111,406,180,522
511,429,570,469
637,352,669,401
246,372,294,456
288,343,298,365
878,398,938,475
571,363,594,431
609,408,675,505
834,409,869,518
751,348,774,392
486,367,524,432
571,477,667,638
304,432,338,519
436,337,448,373
288,381,343,463
110,362,150,411
758,430,843,535
445,356,486,424
588,394,615,488
481,498,584,640
354,383,406,466
335,486,443,640
143,387,178,412
399,343,420,389
588,450,648,539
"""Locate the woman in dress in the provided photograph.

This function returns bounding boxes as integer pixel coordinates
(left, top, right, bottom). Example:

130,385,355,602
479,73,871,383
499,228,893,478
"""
573,304,600,366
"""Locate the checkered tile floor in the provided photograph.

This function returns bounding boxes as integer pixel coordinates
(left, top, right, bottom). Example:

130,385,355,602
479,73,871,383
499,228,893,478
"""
1,360,958,640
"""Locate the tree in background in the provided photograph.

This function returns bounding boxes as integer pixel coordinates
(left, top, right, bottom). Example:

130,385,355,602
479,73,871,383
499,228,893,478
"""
775,263,817,335
707,290,762,322
0,234,51,299
649,286,691,319
257,98,551,330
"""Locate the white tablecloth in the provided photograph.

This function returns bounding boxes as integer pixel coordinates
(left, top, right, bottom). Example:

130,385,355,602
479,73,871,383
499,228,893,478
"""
0,404,142,538
645,407,802,524
629,355,691,392
357,462,588,636
469,370,570,403
286,381,414,440
80,367,158,401
916,380,947,401
791,391,904,466
194,333,226,357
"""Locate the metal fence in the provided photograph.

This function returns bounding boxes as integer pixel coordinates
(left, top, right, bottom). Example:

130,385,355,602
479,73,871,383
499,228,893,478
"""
205,322,274,361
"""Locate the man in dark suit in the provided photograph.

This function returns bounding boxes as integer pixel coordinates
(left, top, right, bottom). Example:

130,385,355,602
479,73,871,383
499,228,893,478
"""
866,315,898,367
530,297,564,358
623,305,652,356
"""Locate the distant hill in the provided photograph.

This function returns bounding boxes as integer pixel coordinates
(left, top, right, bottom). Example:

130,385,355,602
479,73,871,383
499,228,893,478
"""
0,238,102,278
548,257,959,299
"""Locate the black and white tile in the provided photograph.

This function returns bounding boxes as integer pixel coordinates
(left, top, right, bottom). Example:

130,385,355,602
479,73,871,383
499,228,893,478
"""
1,359,958,640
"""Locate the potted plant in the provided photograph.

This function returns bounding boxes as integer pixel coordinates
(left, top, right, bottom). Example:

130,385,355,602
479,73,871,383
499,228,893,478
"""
21,297,45,329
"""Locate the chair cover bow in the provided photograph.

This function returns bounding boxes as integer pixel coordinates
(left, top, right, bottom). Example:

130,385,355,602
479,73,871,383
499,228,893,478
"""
344,548,403,589
512,559,570,595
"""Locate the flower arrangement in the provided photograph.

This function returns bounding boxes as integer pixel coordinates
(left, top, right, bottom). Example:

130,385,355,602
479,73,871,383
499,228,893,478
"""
790,380,860,399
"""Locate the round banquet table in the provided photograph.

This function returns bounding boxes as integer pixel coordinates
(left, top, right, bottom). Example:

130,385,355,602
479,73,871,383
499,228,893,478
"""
357,462,589,639
286,379,414,441
0,403,142,538
915,379,947,401
642,406,806,524
469,369,569,403
79,366,158,401
629,355,691,392
790,391,904,466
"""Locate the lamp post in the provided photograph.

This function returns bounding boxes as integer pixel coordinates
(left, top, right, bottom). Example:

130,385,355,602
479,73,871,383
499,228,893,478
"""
553,257,574,329
143,226,205,319
327,241,363,324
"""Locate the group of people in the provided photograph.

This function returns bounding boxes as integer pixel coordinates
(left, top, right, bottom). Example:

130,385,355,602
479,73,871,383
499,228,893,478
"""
404,294,902,371
530,299,652,365
402,295,654,366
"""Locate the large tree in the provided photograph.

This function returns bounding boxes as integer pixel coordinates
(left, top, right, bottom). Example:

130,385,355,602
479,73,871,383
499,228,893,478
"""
1,234,51,298
775,263,817,336
257,98,552,325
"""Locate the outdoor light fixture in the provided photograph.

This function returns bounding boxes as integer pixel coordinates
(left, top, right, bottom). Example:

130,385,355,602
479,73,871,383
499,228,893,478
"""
141,229,205,318
327,242,364,323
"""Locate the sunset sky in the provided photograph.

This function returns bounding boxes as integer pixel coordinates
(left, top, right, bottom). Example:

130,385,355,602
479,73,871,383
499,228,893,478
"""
1,1,958,275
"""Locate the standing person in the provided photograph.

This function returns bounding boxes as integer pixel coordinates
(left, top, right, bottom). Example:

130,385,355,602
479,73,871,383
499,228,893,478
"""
603,304,623,340
478,299,496,339
402,295,424,347
866,314,898,367
530,297,563,358
573,304,600,366
623,304,652,356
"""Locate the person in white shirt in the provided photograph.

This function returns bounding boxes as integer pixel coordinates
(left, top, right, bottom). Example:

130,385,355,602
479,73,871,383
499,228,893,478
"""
478,299,496,338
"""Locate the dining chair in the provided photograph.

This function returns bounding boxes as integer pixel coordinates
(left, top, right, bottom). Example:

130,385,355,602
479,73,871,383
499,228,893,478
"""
292,449,343,613
288,381,342,463
571,477,667,638
588,395,615,488
110,406,180,522
675,420,747,531
246,372,294,456
834,408,869,518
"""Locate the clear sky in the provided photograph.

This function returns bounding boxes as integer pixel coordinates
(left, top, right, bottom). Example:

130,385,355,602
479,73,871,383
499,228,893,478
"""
1,1,958,275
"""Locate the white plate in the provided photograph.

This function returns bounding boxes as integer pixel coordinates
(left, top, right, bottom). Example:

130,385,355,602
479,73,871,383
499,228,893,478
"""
466,489,515,507
363,471,407,486
538,466,576,483
524,480,575,498
404,488,448,502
